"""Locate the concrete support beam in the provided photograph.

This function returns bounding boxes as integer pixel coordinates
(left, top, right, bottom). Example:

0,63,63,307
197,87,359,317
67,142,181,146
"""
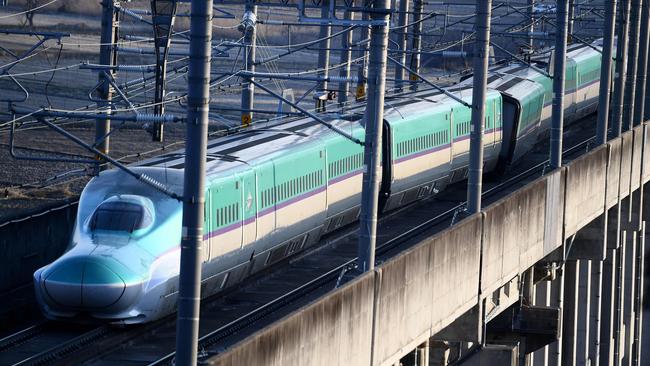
613,232,627,365
576,260,592,366
632,224,645,366
552,265,565,364
418,340,429,366
562,260,579,365
623,232,638,366
589,260,604,366
601,248,618,365
532,280,551,366
429,341,450,366
458,344,518,366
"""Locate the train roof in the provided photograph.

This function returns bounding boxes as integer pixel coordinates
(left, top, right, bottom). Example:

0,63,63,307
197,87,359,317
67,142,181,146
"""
133,112,366,178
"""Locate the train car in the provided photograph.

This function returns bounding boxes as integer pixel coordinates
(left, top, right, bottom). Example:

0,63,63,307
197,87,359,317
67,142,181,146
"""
33,40,605,324
34,117,366,323
382,87,503,210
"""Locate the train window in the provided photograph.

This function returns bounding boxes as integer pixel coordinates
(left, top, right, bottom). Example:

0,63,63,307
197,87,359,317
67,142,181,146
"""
90,201,152,233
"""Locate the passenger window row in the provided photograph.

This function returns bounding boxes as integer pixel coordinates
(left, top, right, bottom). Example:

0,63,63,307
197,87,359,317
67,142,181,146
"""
578,69,600,86
262,170,324,207
397,130,449,158
328,153,363,178
456,121,471,137
215,202,240,227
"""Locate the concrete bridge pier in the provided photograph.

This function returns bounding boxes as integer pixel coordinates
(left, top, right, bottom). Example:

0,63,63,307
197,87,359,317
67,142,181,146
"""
561,259,580,365
428,341,449,366
396,340,430,366
532,279,551,366
576,259,592,365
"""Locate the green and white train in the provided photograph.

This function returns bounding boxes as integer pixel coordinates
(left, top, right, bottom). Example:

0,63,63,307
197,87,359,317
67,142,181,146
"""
34,40,604,324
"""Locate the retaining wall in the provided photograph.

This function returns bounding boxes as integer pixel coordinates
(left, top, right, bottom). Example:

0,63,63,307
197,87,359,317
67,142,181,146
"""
0,203,76,293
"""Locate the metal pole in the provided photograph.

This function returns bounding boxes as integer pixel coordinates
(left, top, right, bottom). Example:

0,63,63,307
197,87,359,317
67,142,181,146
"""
96,0,119,158
568,0,576,37
174,0,213,363
409,0,424,91
550,0,570,169
241,1,257,127
394,0,409,91
358,0,390,273
467,0,492,214
601,248,618,365
612,0,632,137
151,0,178,142
317,0,332,94
614,232,627,366
597,0,618,145
338,0,354,105
527,0,535,51
591,260,604,366
634,0,650,125
355,0,371,101
632,224,645,365
624,0,643,130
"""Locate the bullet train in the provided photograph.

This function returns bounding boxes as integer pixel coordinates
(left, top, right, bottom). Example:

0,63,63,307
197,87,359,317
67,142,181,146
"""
33,40,604,324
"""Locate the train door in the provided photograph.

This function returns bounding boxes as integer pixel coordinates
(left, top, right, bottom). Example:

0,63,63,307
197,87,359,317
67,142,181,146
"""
448,109,455,168
564,60,577,115
494,96,503,147
203,189,211,262
209,177,243,261
254,161,276,247
485,97,496,156
238,169,257,247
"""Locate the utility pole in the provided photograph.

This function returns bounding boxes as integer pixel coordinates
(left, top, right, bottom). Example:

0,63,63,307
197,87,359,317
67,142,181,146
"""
409,0,424,91
338,0,355,106
568,0,575,38
151,0,178,142
550,0,570,169
467,0,492,214
175,0,213,364
623,0,642,130
316,0,332,110
527,0,535,51
633,0,649,125
394,0,409,91
596,0,618,145
358,0,391,273
612,0,632,137
355,0,371,101
241,1,257,127
96,0,119,158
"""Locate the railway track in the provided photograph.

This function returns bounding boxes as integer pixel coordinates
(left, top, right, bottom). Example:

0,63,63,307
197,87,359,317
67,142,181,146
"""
0,122,595,366
0,322,112,366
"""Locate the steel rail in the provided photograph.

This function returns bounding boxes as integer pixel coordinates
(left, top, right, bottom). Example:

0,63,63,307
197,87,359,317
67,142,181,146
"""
0,323,47,353
0,324,110,366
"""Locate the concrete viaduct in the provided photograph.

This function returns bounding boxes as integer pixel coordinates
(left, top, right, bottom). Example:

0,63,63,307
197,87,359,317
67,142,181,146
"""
201,123,650,365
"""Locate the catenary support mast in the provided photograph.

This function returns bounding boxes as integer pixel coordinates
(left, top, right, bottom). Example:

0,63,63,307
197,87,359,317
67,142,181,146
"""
550,0,570,169
596,0,618,145
175,0,213,364
358,0,391,272
467,0,493,214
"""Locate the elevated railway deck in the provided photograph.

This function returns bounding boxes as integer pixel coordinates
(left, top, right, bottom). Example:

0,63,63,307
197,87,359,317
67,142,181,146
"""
0,108,600,365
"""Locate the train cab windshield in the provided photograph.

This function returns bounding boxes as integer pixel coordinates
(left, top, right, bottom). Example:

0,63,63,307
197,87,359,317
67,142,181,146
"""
90,196,154,233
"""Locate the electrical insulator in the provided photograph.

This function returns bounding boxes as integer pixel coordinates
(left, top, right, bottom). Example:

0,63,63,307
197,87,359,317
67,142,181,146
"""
238,10,257,36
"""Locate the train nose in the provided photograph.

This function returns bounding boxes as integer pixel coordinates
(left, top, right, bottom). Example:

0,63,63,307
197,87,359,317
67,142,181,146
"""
42,257,126,308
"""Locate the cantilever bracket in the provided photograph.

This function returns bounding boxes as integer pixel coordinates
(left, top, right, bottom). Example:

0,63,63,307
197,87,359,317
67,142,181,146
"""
250,79,364,146
387,55,472,108
490,41,552,79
